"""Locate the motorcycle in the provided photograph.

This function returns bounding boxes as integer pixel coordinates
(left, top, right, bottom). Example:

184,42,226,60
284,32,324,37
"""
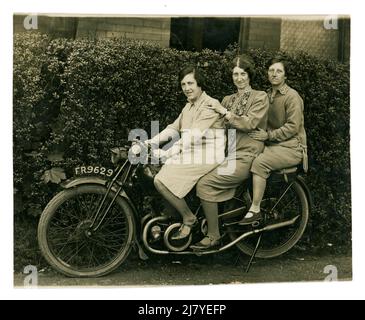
38,139,312,277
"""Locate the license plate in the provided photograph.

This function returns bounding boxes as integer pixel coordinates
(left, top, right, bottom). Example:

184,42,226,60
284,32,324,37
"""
74,165,114,177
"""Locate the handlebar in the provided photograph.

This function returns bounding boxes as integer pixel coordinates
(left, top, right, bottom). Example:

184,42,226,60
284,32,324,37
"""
111,139,160,165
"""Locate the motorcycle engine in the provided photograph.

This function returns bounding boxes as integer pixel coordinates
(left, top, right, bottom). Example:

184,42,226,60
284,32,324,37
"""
143,217,193,252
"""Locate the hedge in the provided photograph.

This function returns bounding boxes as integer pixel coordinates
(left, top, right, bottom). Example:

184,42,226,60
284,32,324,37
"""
13,33,351,269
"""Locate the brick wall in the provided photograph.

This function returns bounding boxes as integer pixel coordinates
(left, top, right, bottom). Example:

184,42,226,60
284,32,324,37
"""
13,15,348,61
240,17,281,51
14,16,171,47
76,17,171,47
13,15,78,38
280,17,339,60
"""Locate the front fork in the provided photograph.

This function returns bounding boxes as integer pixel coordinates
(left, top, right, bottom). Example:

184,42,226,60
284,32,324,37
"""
89,160,133,232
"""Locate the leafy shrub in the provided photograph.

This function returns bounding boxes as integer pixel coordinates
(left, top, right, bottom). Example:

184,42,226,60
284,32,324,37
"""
13,34,350,270
14,216,47,271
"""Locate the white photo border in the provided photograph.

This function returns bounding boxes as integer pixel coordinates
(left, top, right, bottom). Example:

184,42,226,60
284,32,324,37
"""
1,0,362,300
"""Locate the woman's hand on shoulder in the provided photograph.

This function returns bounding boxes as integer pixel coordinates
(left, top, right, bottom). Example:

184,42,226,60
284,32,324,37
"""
248,128,268,141
207,102,227,116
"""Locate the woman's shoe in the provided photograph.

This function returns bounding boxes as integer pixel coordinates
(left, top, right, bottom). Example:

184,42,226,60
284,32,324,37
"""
171,219,197,240
238,211,262,225
190,235,221,250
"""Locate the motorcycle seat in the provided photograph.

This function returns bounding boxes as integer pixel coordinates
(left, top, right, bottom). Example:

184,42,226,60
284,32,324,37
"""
272,166,298,183
275,166,298,174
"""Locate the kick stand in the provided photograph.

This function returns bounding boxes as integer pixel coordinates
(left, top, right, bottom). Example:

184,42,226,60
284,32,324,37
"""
234,252,242,267
245,233,262,273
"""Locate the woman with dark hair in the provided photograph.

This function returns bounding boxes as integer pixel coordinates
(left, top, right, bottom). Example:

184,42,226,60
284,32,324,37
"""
146,65,226,240
238,54,308,225
190,54,269,249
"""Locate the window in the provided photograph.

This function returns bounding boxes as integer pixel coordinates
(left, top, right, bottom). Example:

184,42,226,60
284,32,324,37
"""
170,17,241,52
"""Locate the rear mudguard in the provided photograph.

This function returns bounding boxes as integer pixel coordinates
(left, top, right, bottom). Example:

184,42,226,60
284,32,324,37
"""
61,176,138,216
296,175,313,214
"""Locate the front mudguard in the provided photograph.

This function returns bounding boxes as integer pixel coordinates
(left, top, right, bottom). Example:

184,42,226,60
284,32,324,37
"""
61,176,138,216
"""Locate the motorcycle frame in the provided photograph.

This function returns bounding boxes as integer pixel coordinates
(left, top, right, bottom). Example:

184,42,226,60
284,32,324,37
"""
60,156,311,258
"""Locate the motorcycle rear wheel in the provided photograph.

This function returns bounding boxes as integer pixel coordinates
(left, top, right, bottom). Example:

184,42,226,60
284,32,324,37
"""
228,178,309,259
38,185,135,277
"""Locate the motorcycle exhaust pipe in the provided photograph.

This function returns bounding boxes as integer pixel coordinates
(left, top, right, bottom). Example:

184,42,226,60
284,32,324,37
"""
262,215,300,232
143,215,300,256
142,216,171,255
193,215,301,255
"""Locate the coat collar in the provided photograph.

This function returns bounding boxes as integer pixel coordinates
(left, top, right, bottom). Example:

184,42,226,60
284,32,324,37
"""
236,85,252,96
268,83,289,96
187,91,207,109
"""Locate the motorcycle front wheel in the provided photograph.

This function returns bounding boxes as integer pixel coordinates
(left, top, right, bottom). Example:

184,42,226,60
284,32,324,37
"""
38,185,135,277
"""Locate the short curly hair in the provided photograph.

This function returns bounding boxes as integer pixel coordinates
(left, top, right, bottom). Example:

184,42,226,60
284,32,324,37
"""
231,54,256,82
267,54,291,78
178,65,206,91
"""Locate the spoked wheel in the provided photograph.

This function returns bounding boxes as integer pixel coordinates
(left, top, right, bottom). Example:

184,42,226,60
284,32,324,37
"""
38,185,135,277
228,177,309,258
